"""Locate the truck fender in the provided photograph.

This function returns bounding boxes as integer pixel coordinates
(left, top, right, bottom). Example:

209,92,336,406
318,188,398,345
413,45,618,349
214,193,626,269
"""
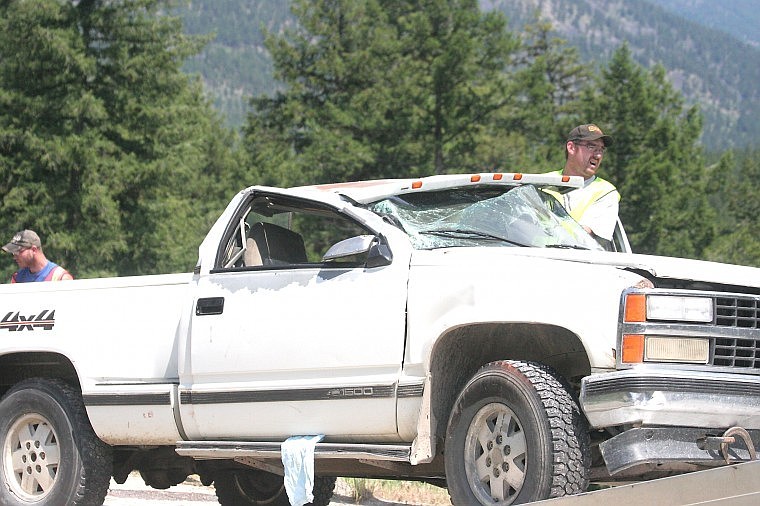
410,373,435,465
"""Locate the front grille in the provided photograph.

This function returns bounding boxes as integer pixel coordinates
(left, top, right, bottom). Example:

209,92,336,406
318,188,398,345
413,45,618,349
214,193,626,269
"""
716,296,760,328
713,296,760,369
714,337,760,369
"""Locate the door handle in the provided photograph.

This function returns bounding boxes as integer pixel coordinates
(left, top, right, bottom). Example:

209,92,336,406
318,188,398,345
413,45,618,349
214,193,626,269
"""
196,297,224,316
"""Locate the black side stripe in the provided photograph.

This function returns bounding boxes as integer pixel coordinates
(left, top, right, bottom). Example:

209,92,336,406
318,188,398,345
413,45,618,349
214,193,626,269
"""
181,385,397,404
397,383,425,398
83,392,171,406
83,382,425,408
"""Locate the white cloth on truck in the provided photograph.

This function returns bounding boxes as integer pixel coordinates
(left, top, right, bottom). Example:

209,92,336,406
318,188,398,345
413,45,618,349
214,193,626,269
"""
281,434,324,506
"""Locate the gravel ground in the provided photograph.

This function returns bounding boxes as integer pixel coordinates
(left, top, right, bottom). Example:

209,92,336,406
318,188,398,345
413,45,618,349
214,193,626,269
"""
103,474,414,505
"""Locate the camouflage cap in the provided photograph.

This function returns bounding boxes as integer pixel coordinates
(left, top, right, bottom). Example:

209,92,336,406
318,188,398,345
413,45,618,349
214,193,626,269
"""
2,230,41,255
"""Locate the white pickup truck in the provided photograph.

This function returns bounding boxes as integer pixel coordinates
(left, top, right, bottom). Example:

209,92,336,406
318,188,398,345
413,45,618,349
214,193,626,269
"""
1,172,759,506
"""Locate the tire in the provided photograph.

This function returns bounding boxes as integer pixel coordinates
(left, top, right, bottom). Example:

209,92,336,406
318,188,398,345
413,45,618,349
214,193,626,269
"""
215,469,336,506
444,360,590,505
310,476,336,506
0,378,112,506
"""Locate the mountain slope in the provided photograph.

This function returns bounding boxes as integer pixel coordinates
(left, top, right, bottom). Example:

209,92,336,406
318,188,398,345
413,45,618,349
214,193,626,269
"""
486,0,760,149
175,0,760,151
656,0,759,48
178,0,290,127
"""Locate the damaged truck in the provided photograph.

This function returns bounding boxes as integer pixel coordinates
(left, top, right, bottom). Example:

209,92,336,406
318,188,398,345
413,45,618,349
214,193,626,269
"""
1,172,758,505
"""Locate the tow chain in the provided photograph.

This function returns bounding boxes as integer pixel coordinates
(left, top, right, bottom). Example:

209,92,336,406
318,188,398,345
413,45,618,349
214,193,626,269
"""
718,426,758,464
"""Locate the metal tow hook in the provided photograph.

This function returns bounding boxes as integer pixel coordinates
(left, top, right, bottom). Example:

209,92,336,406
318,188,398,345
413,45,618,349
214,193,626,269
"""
718,426,758,464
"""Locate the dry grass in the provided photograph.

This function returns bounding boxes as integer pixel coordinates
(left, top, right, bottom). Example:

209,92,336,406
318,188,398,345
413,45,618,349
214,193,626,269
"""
338,478,452,505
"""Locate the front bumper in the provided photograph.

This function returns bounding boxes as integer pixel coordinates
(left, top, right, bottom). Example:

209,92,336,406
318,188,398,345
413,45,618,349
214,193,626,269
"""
581,368,760,476
580,368,760,429
598,426,760,475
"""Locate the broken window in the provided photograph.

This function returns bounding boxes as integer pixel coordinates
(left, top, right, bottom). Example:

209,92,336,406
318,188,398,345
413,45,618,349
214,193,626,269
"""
367,185,602,251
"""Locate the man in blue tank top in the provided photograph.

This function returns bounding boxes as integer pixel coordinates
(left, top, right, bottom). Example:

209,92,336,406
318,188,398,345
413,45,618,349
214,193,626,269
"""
2,230,73,283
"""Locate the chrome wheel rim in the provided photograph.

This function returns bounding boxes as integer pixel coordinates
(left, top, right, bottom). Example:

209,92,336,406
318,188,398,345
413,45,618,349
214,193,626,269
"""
464,403,527,504
4,413,61,500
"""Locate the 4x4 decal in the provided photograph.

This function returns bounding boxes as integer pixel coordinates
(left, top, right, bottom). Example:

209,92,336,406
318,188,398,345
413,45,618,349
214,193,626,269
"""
1,310,56,331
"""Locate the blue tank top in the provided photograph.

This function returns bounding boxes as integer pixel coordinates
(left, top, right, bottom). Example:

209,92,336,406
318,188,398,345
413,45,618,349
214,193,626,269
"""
12,262,59,283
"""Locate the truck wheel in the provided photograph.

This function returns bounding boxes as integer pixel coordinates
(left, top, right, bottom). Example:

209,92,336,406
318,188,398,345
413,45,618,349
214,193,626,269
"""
445,360,589,505
0,378,112,506
215,469,336,506
310,476,337,506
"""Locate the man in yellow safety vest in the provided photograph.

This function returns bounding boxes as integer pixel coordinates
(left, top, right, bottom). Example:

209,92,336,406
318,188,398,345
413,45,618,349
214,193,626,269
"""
547,124,620,245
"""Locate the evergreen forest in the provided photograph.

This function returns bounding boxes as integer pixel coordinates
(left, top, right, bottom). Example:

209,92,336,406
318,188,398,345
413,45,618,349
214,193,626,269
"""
179,0,760,151
1,0,758,283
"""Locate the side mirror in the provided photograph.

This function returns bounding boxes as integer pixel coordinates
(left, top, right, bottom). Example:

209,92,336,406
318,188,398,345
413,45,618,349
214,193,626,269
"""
366,237,393,268
323,235,376,261
322,235,392,267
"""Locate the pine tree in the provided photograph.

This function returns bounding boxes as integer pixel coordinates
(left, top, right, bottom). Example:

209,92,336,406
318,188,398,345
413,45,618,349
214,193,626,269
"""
581,44,713,258
0,0,239,278
705,149,760,267
479,18,592,172
244,0,518,185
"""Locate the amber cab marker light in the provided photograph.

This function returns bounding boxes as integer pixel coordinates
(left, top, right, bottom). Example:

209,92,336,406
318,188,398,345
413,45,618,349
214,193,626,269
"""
621,334,645,364
625,293,647,322
412,181,423,189
493,173,503,180
513,173,523,180
561,175,570,182
471,175,481,182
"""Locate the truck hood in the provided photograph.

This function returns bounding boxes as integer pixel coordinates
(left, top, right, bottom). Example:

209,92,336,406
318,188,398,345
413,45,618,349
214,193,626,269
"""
580,251,760,290
414,247,760,290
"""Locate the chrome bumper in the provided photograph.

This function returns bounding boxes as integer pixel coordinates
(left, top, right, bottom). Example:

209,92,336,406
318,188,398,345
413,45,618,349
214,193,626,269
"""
599,426,760,475
580,368,760,429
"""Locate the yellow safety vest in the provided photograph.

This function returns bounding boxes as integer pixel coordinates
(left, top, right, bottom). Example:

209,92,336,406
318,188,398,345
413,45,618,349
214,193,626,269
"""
543,170,619,222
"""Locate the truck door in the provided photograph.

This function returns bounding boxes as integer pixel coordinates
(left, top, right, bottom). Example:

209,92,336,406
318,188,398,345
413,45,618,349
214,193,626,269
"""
180,192,411,441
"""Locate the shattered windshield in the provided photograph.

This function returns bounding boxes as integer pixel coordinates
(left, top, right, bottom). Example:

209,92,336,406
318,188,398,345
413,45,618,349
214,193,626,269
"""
366,185,603,251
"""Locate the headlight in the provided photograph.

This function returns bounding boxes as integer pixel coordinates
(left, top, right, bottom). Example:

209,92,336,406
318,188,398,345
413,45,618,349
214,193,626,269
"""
646,295,713,322
625,294,714,323
621,292,715,365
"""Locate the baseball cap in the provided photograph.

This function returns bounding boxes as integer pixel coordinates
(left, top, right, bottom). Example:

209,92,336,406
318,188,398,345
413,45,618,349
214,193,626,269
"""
2,230,42,255
567,124,613,146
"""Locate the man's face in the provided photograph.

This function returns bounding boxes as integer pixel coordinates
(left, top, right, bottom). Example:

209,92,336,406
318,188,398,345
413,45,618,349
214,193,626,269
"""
12,247,34,269
566,139,606,179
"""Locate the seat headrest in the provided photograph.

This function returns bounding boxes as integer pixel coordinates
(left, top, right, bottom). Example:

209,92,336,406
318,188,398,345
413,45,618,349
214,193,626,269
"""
249,222,307,265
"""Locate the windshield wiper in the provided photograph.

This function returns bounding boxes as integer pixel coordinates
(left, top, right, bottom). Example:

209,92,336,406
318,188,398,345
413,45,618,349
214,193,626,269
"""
420,229,529,247
546,243,590,250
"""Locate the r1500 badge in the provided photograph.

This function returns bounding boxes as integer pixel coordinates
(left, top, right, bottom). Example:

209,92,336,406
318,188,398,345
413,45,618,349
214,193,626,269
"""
1,310,56,331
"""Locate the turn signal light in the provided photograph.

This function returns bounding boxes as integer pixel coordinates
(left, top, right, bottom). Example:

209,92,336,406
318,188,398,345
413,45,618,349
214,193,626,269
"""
621,334,645,363
624,294,647,322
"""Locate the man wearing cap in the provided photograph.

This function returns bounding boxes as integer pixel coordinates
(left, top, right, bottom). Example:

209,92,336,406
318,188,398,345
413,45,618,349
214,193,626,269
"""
2,230,73,283
547,124,620,244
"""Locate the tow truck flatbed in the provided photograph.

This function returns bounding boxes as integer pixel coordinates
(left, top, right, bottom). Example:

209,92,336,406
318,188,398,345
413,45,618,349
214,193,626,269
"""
533,460,760,505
